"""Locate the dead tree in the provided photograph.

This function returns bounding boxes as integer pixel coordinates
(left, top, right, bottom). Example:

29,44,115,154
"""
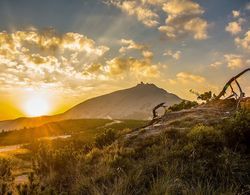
152,102,166,119
215,68,250,107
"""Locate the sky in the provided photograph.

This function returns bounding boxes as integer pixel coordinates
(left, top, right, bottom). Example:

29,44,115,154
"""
0,0,250,120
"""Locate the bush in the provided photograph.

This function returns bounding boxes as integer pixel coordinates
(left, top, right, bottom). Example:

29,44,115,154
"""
26,109,250,194
95,129,117,148
0,159,13,194
0,159,12,179
223,110,250,153
168,100,198,112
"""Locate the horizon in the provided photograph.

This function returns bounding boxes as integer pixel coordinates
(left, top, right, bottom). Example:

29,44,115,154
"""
0,82,182,121
0,0,250,120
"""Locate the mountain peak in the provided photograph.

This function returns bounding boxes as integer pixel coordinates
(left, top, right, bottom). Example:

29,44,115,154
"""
135,82,167,93
136,82,158,88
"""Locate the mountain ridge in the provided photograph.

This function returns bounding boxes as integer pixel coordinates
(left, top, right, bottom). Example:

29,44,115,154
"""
0,83,183,131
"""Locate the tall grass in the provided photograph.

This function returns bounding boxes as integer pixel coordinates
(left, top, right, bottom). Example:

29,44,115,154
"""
1,110,250,194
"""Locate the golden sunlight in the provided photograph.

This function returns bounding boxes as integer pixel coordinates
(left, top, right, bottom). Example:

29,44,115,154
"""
24,96,50,117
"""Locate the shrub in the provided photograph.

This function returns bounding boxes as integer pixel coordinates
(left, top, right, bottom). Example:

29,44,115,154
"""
23,109,250,194
190,90,215,102
223,110,250,153
168,100,198,112
95,129,117,148
0,159,12,179
0,159,13,194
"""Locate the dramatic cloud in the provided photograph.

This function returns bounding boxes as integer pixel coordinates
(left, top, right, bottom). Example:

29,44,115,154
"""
0,29,111,91
235,30,250,52
159,0,208,40
0,29,161,93
106,0,208,40
163,49,181,60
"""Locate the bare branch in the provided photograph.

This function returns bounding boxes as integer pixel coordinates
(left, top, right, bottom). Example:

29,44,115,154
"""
215,68,250,100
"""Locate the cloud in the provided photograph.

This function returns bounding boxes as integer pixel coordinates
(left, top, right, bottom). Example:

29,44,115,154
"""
119,39,153,59
210,61,222,68
162,0,203,16
119,39,145,52
159,0,208,40
225,18,245,35
232,10,240,18
106,0,208,40
0,29,162,93
163,49,181,60
210,53,249,70
106,0,159,27
176,72,206,83
224,54,247,69
105,57,159,78
225,21,242,35
115,39,157,78
235,30,250,51
0,29,110,91
142,50,154,59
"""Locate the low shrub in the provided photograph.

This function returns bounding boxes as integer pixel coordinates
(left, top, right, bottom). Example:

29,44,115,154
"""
95,129,117,148
168,100,198,112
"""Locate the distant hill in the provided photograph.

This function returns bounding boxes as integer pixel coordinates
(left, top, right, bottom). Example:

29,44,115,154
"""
0,83,182,131
63,83,182,120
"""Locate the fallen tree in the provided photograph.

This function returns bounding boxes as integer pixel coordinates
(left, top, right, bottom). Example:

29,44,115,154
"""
215,68,250,107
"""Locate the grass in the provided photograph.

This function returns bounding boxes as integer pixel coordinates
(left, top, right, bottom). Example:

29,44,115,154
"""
0,111,249,194
0,119,148,146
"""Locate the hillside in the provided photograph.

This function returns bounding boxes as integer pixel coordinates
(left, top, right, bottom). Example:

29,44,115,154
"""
0,83,182,131
1,98,249,194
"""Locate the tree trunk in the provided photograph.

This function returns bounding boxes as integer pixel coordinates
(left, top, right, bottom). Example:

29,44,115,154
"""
215,68,250,100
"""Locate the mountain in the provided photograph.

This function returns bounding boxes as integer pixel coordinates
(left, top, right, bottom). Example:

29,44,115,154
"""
0,83,182,131
63,83,182,120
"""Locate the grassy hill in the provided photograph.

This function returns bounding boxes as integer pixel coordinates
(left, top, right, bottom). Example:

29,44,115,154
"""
0,100,250,194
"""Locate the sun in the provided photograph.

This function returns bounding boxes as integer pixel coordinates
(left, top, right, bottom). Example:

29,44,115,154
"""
24,96,50,117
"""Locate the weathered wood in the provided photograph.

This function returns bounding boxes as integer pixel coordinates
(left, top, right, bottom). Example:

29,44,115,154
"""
152,102,166,119
235,79,244,108
215,68,250,100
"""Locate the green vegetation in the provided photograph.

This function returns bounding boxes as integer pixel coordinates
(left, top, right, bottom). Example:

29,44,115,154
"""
168,100,198,112
0,119,147,146
190,90,215,102
0,111,249,194
95,129,117,148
